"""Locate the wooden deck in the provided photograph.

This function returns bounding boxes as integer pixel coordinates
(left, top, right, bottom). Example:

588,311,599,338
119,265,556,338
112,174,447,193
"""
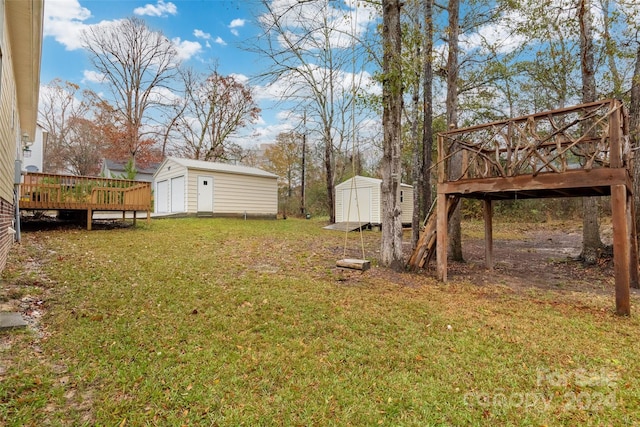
19,173,152,230
409,99,638,315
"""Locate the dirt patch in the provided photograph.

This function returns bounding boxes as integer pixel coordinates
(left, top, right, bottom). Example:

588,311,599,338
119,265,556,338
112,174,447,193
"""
417,223,637,298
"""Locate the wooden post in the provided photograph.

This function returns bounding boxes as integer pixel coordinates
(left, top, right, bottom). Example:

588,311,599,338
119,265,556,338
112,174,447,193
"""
146,209,151,225
87,209,92,231
436,192,448,282
628,192,639,289
133,210,137,227
611,184,630,315
483,199,493,270
609,99,622,168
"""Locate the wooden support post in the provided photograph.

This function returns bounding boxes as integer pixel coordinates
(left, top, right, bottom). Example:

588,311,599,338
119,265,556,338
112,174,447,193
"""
146,209,151,225
628,192,639,289
436,192,448,282
133,210,137,227
483,199,493,270
87,209,92,231
611,184,631,315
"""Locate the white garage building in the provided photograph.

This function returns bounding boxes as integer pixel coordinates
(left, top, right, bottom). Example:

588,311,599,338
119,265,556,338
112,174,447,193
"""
335,175,414,226
153,157,278,218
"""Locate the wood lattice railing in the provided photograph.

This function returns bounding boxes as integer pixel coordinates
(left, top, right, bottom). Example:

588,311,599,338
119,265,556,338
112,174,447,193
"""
19,173,152,211
439,99,629,183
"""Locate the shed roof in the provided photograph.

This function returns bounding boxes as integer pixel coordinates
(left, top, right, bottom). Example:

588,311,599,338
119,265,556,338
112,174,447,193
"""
336,175,413,189
155,157,278,179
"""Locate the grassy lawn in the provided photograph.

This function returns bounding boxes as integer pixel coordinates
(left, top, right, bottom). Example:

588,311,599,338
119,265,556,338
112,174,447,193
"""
1,217,639,425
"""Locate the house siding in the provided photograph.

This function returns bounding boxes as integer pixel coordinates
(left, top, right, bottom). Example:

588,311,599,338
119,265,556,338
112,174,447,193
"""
0,3,18,271
0,9,18,203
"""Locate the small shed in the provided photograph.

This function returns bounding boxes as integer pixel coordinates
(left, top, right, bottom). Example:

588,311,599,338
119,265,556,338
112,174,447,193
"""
153,157,278,218
335,175,413,225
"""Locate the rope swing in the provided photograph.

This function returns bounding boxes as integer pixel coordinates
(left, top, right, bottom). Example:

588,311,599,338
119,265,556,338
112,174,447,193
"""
336,2,370,272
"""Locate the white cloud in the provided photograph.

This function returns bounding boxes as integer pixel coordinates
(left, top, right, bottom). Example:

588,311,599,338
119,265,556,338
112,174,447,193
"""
229,18,246,37
43,0,92,50
171,38,202,61
261,0,378,51
82,70,105,84
194,29,211,40
133,0,177,17
230,73,250,85
250,122,295,146
229,18,246,29
215,37,227,46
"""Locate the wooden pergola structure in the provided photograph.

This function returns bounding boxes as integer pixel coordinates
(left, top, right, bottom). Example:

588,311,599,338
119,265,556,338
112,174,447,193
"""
409,99,638,315
19,173,152,230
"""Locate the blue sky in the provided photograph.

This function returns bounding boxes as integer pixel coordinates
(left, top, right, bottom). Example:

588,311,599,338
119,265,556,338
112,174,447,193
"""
42,0,298,147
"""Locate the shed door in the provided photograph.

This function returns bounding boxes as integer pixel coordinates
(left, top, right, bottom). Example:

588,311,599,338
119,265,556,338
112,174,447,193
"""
197,176,214,212
342,187,371,222
156,180,169,213
171,176,185,212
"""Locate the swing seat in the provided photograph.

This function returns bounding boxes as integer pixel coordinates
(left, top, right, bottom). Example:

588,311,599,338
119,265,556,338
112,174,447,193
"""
336,258,371,271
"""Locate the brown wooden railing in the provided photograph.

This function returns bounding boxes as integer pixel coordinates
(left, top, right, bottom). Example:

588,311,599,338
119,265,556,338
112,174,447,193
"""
19,173,152,229
438,99,628,183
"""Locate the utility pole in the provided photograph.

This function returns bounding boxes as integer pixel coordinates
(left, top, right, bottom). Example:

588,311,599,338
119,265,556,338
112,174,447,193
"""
300,112,306,216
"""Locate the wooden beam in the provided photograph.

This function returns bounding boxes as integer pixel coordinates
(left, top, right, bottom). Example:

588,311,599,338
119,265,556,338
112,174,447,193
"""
483,199,493,270
436,192,448,282
439,168,630,196
87,209,92,231
611,184,631,315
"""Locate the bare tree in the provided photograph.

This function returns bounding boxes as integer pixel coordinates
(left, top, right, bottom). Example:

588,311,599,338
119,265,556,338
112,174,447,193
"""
174,67,260,162
254,0,373,223
81,17,179,167
38,79,94,173
64,117,105,176
380,0,404,271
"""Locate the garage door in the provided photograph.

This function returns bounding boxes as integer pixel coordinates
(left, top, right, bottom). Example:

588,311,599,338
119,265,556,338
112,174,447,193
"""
171,176,185,212
156,180,169,213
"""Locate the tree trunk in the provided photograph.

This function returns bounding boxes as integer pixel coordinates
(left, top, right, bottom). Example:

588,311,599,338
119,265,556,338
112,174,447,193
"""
578,0,603,264
446,0,463,262
380,0,404,271
325,132,335,223
630,44,640,233
411,31,422,250
421,0,434,226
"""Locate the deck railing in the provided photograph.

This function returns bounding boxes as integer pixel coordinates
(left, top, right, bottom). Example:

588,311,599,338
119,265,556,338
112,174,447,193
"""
20,172,152,211
438,99,628,183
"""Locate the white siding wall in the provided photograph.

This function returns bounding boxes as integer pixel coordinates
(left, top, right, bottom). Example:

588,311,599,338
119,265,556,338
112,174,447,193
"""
0,12,18,203
335,176,413,224
400,185,414,224
185,168,277,215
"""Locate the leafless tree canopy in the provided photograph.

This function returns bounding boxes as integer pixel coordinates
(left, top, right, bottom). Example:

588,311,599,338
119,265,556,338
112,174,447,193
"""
173,68,260,162
81,17,179,163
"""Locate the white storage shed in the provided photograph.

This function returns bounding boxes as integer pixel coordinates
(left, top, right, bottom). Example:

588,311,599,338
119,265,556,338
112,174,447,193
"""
153,157,278,218
335,175,414,225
